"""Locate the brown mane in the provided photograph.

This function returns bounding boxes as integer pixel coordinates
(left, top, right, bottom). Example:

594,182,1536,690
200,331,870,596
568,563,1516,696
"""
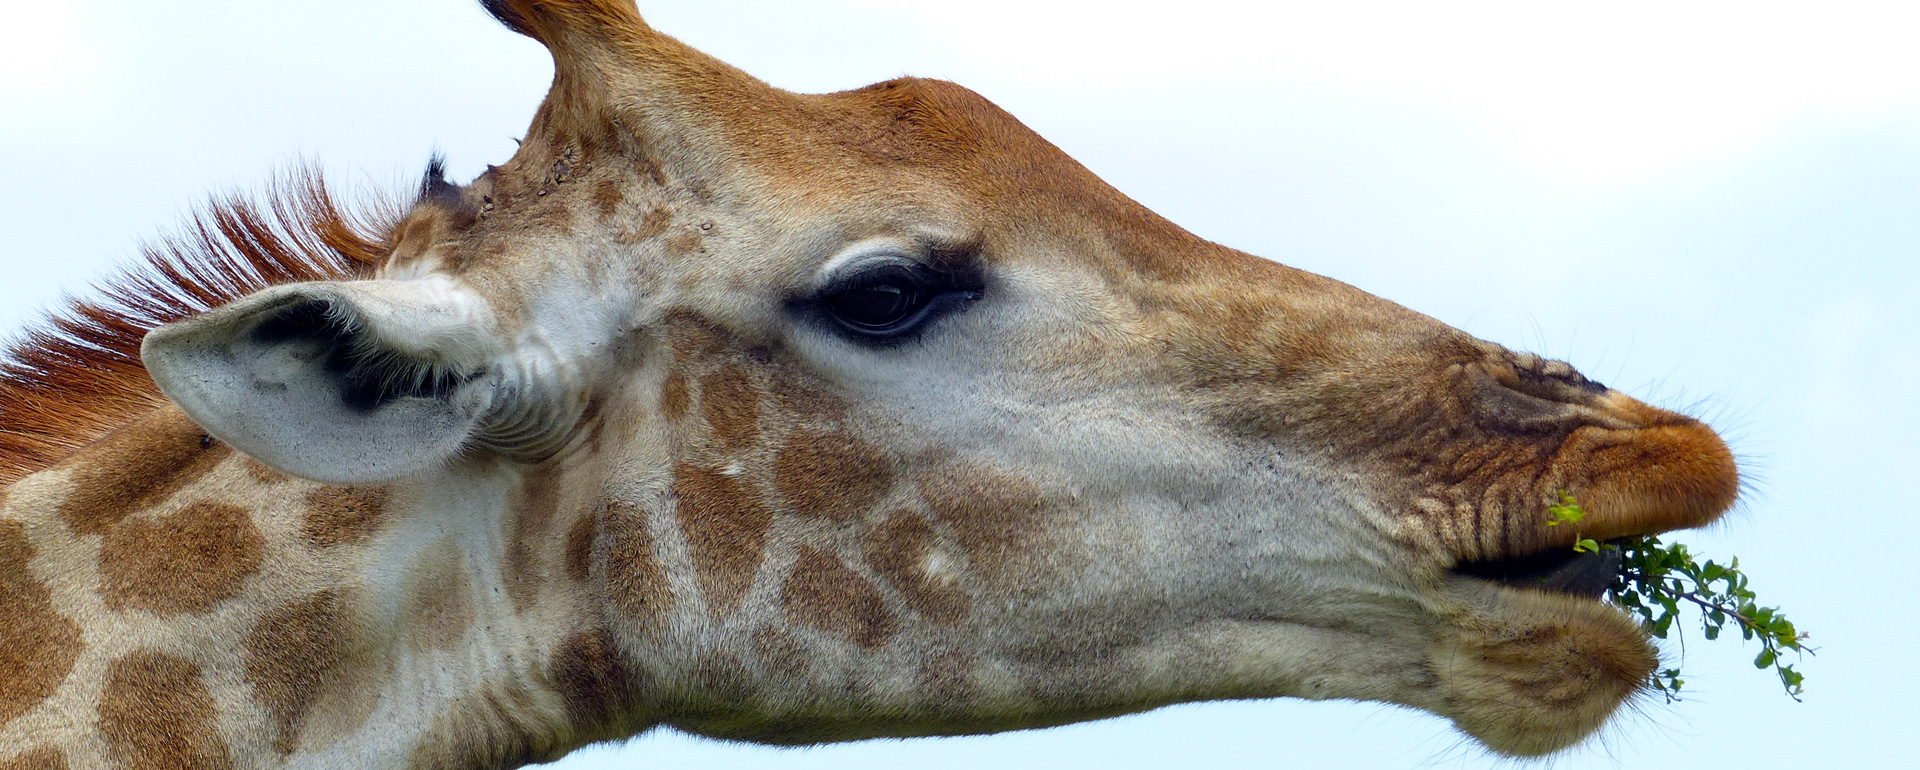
0,169,407,484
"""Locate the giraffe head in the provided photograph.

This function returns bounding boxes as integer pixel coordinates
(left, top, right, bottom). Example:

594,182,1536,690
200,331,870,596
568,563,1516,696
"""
141,0,1737,758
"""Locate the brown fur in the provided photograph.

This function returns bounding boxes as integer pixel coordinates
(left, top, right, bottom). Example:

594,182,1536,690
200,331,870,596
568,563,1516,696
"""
99,651,233,770
99,501,265,615
482,0,647,44
751,626,809,676
664,231,703,257
698,365,760,452
782,546,895,649
916,650,975,705
667,315,731,364
687,651,754,704
401,537,477,653
302,485,393,550
388,212,443,265
673,463,771,614
505,467,565,611
54,408,230,536
591,178,624,219
549,629,638,726
0,521,82,726
603,500,668,629
244,590,359,756
404,682,553,770
244,458,289,485
862,511,969,625
919,464,1051,581
659,371,691,420
773,428,894,521
0,172,395,484
295,647,393,755
0,746,65,770
1435,591,1657,755
563,513,598,583
632,207,672,241
769,367,848,424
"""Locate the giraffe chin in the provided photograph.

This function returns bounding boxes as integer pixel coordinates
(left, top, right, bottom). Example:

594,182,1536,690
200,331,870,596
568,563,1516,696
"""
1430,584,1658,756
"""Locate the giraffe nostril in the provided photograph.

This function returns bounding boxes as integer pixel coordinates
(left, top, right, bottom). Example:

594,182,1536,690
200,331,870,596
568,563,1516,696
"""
1532,358,1608,396
1523,366,1608,399
1459,354,1619,434
1490,352,1610,403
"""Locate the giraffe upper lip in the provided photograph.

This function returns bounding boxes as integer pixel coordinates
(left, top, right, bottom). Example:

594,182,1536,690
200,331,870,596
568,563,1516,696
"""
1449,545,1623,600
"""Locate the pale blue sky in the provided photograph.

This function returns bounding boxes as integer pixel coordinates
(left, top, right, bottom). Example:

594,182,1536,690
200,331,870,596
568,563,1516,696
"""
4,1,1916,767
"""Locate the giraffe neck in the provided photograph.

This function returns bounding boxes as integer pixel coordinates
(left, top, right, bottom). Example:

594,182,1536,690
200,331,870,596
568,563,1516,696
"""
0,405,636,769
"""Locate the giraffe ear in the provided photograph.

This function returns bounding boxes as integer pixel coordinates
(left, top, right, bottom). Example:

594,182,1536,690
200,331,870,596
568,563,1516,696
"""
141,278,502,484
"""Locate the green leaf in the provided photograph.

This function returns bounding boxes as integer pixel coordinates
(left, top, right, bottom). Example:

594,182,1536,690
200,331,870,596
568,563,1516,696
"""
1564,493,1811,700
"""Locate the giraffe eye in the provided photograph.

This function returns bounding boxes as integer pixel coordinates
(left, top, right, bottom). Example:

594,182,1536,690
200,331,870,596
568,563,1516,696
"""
811,258,983,343
826,276,925,331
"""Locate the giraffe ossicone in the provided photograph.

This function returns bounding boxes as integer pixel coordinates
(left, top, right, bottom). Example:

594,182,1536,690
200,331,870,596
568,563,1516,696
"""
0,1,1741,767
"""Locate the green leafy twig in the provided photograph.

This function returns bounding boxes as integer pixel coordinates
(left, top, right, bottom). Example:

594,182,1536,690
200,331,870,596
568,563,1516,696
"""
1546,492,1812,702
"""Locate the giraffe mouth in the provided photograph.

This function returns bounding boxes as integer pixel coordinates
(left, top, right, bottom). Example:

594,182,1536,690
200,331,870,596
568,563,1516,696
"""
1449,545,1623,600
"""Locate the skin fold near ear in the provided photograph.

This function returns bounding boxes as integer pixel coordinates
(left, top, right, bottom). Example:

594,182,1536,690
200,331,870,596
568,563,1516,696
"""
141,277,502,484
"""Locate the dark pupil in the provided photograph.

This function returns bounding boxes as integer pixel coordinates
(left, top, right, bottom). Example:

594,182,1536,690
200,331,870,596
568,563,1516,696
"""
830,283,917,327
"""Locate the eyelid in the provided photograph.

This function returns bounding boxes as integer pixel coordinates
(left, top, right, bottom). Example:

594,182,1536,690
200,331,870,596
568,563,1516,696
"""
820,257,932,295
811,239,922,290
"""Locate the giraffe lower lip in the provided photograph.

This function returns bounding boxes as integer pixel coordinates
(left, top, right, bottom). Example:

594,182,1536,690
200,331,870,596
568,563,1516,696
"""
1450,547,1622,600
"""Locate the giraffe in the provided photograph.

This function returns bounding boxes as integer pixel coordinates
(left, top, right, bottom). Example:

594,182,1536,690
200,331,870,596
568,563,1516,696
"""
0,1,1743,767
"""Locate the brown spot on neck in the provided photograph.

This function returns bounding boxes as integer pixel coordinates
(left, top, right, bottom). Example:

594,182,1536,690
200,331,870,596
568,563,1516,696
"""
782,546,896,649
564,512,598,583
674,463,771,615
56,407,231,535
0,521,83,727
770,366,848,424
862,511,969,625
774,427,894,521
604,500,670,630
660,371,692,421
244,458,288,485
665,231,703,257
550,629,640,729
244,590,360,756
667,314,731,364
99,500,265,615
99,651,233,770
400,537,476,653
505,466,566,611
302,485,390,549
699,364,761,453
919,464,1051,583
592,178,624,219
627,207,672,243
295,645,392,754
